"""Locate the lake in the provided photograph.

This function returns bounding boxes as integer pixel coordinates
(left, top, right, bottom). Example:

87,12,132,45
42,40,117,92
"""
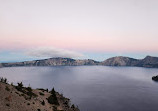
0,66,158,111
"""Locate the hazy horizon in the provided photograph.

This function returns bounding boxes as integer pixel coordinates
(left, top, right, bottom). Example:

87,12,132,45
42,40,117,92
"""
0,0,158,62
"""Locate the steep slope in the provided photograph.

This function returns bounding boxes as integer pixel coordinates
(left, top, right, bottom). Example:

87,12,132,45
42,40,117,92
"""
0,81,79,111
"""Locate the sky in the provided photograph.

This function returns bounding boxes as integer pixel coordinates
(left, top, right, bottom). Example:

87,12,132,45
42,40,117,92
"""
0,0,158,62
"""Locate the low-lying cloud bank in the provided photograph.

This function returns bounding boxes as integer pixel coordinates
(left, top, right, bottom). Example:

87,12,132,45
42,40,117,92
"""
26,47,84,58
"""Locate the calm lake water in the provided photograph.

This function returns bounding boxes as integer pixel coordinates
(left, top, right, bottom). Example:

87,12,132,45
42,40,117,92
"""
0,66,158,111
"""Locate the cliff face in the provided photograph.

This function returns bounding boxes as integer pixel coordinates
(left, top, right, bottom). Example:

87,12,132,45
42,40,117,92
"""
0,58,99,68
0,56,158,68
101,56,158,68
101,56,139,66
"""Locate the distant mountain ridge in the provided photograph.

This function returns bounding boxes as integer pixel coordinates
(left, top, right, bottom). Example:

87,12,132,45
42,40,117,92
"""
0,56,158,68
102,56,158,68
101,56,139,66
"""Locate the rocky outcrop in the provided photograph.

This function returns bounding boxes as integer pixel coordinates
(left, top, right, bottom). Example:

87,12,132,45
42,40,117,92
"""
0,56,158,68
152,75,158,82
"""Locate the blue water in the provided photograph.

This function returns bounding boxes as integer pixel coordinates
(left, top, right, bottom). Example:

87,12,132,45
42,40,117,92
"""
0,66,158,111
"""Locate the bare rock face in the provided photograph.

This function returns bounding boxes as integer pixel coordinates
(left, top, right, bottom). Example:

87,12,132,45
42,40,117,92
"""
101,56,158,68
101,56,139,66
0,58,99,67
137,56,158,68
74,59,99,65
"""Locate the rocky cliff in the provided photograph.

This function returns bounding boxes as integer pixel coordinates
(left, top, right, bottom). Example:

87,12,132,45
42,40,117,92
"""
101,56,158,68
136,56,158,68
0,56,158,68
0,58,99,68
101,56,139,66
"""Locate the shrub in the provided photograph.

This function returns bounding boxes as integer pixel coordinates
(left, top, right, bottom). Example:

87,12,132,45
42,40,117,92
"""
47,95,59,105
26,87,32,92
4,78,7,83
0,77,7,83
71,104,75,109
6,104,10,107
26,87,37,99
39,92,44,96
11,82,14,86
41,100,45,105
50,88,55,95
47,88,59,105
15,83,37,99
18,82,23,87
53,106,57,111
37,88,48,92
5,86,10,91
16,82,23,91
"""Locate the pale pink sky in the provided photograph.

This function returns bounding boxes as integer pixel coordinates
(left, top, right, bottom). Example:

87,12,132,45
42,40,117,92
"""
0,0,158,61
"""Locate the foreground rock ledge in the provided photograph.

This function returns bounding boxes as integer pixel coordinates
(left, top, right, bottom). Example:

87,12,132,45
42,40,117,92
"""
0,81,79,111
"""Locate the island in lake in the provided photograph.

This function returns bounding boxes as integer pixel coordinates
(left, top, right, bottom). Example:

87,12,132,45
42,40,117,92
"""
152,75,158,82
